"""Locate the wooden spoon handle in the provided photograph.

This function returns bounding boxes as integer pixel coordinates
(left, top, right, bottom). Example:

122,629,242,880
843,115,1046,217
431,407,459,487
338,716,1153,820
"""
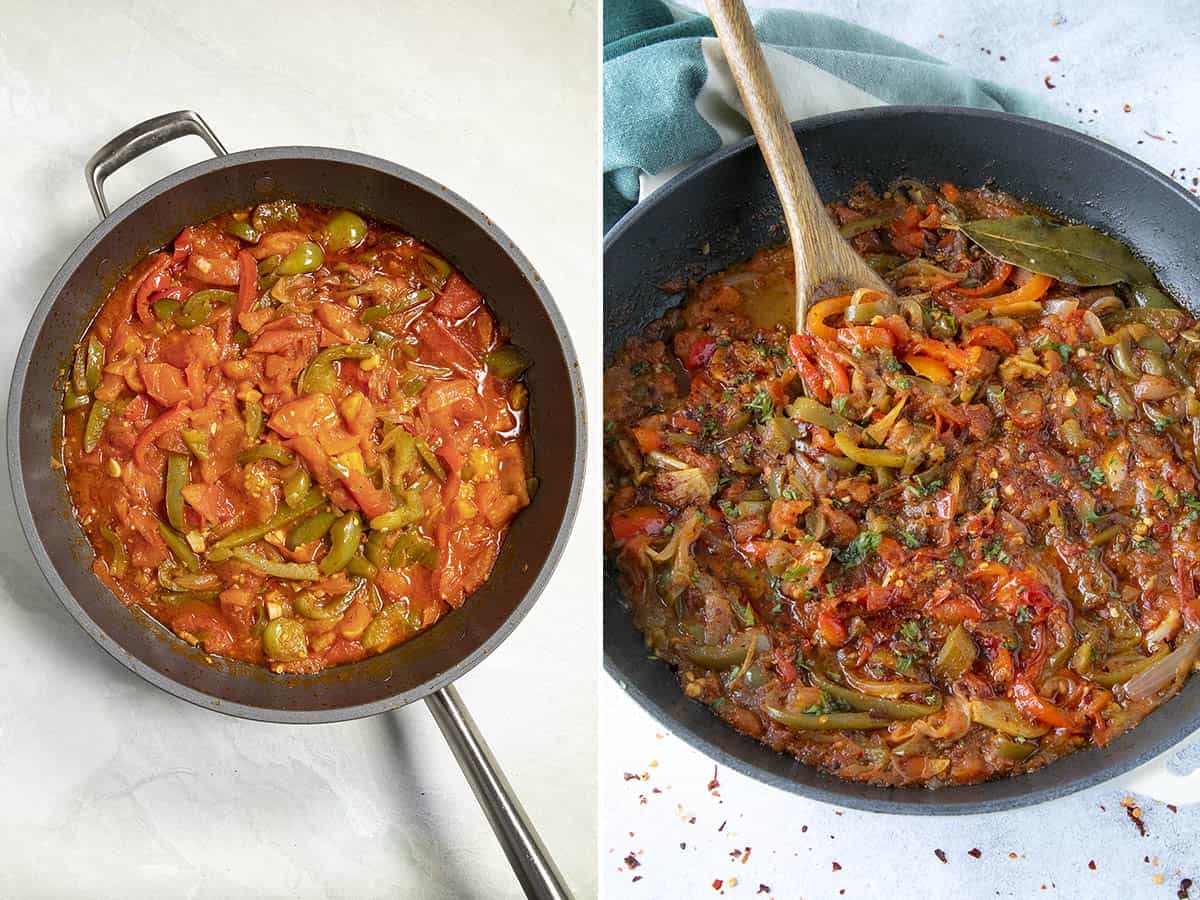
705,0,887,328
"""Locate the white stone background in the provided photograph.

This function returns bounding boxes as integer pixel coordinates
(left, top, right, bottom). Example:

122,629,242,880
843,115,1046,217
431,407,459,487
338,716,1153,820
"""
603,2,1200,898
0,1,599,898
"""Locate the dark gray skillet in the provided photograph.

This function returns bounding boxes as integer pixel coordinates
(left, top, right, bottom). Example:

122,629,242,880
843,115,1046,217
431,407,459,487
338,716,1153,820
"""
9,111,584,897
604,106,1200,815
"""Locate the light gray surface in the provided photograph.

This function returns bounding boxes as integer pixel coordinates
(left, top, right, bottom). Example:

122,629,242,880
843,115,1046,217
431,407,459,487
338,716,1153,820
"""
603,1,1200,897
0,1,599,898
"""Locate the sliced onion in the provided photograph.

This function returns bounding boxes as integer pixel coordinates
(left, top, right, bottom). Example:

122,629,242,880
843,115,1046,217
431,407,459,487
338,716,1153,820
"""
1043,298,1079,316
1124,632,1200,700
1080,309,1107,341
843,667,930,698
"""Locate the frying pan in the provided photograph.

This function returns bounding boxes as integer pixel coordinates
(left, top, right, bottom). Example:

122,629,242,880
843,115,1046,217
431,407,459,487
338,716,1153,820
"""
9,111,584,897
604,106,1200,814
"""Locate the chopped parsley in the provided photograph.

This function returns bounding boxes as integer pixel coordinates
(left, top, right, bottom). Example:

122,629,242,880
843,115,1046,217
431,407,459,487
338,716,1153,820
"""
983,538,1010,564
949,548,966,568
1084,508,1106,524
1078,455,1105,489
904,477,944,499
718,499,737,518
803,689,850,716
895,654,915,673
732,599,756,627
1015,605,1032,624
831,396,849,415
1033,335,1072,363
900,530,921,549
782,562,810,583
900,621,921,642
1132,536,1157,553
1047,472,1065,485
1094,393,1112,409
1152,414,1175,432
701,419,719,438
743,390,775,424
837,530,882,568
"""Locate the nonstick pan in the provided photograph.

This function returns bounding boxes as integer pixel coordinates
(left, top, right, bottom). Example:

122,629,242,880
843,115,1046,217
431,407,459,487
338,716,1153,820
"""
604,106,1200,815
10,111,584,897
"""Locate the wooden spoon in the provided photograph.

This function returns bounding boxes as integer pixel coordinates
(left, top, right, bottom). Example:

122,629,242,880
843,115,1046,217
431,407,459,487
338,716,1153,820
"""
706,0,889,331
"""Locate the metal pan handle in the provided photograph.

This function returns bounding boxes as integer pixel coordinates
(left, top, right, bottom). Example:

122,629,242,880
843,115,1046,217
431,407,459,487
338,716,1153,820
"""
85,110,227,219
425,686,572,899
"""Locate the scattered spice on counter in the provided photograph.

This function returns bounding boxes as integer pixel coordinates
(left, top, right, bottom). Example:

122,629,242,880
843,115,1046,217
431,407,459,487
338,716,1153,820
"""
832,861,842,872
999,55,1007,61
1089,861,1097,870
707,767,720,793
934,849,948,863
968,849,982,859
624,772,642,781
757,886,771,895
712,879,723,891
1049,54,1061,61
1179,877,1193,898
1145,132,1167,141
625,853,641,869
1044,75,1057,89
1122,796,1148,836
1124,104,1132,112
718,821,727,832
1168,804,1180,813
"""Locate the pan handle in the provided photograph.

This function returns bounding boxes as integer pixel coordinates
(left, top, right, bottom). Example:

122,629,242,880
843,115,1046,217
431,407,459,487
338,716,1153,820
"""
85,110,227,219
425,685,572,899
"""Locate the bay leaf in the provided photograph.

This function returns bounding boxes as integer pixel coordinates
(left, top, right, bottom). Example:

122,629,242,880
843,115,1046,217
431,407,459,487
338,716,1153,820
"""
960,216,1155,287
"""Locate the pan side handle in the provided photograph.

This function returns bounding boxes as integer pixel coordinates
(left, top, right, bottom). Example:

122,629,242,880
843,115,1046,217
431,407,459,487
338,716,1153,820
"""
85,110,227,219
425,685,573,899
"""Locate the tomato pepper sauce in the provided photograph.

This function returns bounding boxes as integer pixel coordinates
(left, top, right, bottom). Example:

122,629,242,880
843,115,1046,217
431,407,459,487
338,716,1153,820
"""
62,201,534,673
605,180,1200,787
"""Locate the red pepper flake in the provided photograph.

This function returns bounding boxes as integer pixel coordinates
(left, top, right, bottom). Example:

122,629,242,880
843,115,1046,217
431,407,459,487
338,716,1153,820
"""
1089,860,1097,870
758,886,771,895
1122,797,1148,836
743,848,752,864
968,848,982,859
623,772,641,781
1044,75,1057,89
1049,54,1061,61
625,853,641,869
708,766,720,792
832,861,842,872
1169,804,1180,813
1179,877,1192,898
1124,104,1132,113
712,879,723,891
934,849,948,864
632,875,642,883
1145,131,1167,141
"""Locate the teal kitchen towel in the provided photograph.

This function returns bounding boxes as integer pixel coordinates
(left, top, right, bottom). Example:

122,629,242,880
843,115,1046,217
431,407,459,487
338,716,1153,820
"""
604,0,1063,230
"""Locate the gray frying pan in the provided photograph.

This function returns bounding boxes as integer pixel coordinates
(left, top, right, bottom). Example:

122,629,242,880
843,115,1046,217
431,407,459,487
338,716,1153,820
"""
10,111,585,897
604,106,1200,814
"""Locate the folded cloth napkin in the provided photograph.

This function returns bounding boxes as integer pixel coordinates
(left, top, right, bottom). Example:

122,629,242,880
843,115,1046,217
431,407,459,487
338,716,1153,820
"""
603,0,1062,230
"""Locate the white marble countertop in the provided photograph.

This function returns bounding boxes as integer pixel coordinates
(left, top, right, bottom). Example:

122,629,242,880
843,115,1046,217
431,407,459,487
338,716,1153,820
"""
0,2,598,898
604,1,1200,897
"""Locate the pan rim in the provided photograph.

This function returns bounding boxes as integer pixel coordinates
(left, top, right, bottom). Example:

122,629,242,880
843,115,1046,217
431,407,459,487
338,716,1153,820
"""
602,104,1200,813
10,145,586,724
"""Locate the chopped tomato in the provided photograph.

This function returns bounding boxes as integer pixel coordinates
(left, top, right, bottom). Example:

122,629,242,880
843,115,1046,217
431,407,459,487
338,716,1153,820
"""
610,506,669,541
431,274,483,319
